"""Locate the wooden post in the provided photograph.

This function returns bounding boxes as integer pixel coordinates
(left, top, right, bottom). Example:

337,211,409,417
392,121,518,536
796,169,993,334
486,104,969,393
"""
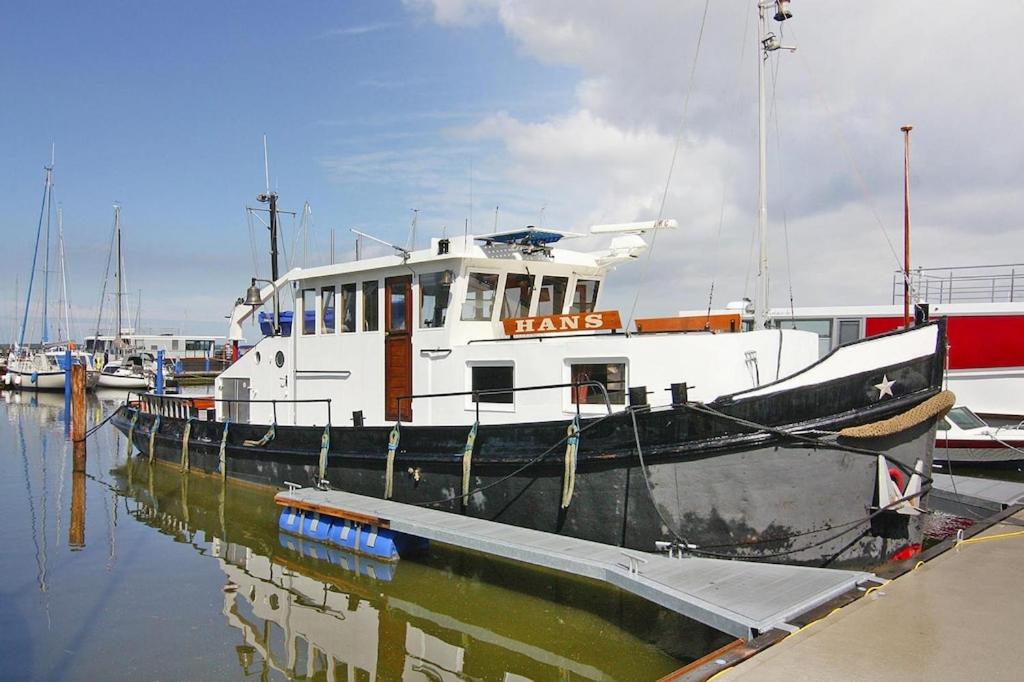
69,469,86,549
72,363,86,472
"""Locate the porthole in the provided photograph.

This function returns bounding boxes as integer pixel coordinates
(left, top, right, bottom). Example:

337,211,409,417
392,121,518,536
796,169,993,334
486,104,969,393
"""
275,351,285,368
254,351,261,364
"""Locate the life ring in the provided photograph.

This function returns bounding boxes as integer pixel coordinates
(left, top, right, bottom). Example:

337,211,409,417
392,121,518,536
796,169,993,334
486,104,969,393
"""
888,466,906,492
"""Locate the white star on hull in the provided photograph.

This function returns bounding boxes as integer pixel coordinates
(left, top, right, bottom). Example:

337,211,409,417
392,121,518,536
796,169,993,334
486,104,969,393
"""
874,374,896,399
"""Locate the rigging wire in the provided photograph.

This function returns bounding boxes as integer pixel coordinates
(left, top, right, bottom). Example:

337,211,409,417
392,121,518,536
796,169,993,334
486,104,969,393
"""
705,0,753,323
91,211,118,351
767,28,797,322
624,0,713,330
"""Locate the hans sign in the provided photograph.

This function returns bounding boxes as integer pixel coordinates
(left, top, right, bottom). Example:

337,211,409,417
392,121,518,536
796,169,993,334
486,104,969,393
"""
502,311,623,336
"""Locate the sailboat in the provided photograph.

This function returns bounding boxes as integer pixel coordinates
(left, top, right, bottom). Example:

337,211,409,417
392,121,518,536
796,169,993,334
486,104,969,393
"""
113,2,951,569
95,205,174,390
6,159,98,391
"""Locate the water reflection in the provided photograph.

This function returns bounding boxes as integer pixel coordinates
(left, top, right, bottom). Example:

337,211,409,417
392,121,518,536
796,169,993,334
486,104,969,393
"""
115,458,726,680
2,390,728,680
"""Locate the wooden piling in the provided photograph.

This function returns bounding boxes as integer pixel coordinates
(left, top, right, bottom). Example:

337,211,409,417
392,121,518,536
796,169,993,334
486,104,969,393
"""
72,363,86,472
69,469,86,549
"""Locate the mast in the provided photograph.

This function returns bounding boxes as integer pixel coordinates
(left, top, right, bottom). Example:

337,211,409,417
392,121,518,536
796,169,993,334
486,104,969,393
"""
114,204,123,349
901,125,913,327
18,162,54,349
58,208,72,341
42,162,53,344
754,1,794,329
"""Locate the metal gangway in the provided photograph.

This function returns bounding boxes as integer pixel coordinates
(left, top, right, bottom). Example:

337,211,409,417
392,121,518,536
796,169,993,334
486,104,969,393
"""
276,487,877,640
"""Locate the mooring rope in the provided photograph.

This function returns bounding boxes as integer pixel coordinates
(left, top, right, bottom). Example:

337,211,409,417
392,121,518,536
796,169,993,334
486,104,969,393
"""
242,423,276,447
384,423,400,500
561,415,580,509
180,418,193,472
461,421,478,505
318,424,331,481
219,420,230,480
148,414,161,463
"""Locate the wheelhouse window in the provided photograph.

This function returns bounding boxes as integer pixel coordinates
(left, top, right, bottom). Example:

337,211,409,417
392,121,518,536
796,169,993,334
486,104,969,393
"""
570,279,600,313
471,365,513,404
461,272,499,321
570,362,626,405
419,272,452,328
340,283,356,332
837,319,861,346
321,286,336,333
500,274,535,320
301,289,316,335
537,276,568,316
774,318,832,357
363,280,379,331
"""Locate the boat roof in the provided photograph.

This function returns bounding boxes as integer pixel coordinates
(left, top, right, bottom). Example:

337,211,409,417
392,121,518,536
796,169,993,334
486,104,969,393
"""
474,227,584,246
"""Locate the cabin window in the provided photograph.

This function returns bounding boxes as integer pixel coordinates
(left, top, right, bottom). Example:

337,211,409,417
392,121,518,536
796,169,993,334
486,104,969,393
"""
570,279,600,313
419,272,452,328
837,319,861,346
570,362,626,405
537,276,568,316
363,281,379,331
461,272,499,321
302,289,316,335
947,407,986,430
774,318,832,357
340,283,357,332
471,365,514,404
937,418,951,432
500,274,535,320
321,286,336,333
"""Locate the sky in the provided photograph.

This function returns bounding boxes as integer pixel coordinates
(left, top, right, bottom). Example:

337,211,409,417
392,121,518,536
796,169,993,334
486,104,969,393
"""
2,1,1022,342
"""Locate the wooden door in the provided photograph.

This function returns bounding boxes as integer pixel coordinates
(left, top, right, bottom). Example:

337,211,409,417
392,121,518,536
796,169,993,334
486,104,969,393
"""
384,275,413,421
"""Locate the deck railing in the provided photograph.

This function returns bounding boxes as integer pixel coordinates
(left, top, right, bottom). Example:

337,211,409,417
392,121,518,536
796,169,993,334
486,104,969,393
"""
893,264,1023,304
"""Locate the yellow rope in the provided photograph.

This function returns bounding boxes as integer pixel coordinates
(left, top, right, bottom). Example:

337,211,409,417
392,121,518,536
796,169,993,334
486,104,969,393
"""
561,416,580,509
385,423,400,499
957,529,1024,548
180,418,192,472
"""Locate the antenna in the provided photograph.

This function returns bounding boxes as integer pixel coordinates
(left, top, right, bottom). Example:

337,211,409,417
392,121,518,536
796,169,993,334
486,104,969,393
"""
263,134,271,194
494,205,499,231
351,228,410,260
408,209,419,251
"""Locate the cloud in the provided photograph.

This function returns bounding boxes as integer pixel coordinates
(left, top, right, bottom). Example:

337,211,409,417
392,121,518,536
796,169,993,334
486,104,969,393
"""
403,0,1024,312
318,22,401,38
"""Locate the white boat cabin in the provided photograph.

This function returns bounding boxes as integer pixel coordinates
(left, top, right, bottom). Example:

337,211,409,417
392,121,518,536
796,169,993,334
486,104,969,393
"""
218,227,821,427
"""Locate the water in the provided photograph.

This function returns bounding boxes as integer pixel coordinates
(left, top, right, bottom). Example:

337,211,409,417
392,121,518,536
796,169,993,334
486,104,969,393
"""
0,390,731,680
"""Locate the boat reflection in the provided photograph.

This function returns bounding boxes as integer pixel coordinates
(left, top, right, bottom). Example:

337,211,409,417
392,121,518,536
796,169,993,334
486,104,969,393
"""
114,458,728,680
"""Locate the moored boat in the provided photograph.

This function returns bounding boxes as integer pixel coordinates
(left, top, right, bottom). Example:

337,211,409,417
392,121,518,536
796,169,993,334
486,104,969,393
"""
111,2,952,569
934,405,1024,468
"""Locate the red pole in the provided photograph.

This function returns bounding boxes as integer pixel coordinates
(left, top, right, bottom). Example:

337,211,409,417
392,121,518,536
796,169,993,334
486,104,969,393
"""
901,125,913,327
231,339,239,364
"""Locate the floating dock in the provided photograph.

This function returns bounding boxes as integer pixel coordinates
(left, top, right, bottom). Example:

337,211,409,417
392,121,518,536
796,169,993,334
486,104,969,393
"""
708,508,1024,681
929,473,1024,517
275,488,876,640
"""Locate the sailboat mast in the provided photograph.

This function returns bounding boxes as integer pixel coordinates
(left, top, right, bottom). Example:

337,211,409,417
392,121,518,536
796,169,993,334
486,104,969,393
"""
753,1,793,329
42,167,53,344
58,208,72,340
114,204,123,348
18,163,54,349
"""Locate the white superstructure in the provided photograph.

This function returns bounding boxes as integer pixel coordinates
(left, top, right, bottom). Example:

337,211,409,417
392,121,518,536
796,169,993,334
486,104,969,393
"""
218,229,821,427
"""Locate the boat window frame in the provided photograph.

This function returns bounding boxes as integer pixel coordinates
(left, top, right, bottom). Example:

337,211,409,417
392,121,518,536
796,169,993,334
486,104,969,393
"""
362,279,380,332
320,284,337,334
568,277,601,314
498,272,536,321
465,360,516,412
460,270,501,322
564,357,628,412
418,271,453,330
301,288,317,335
339,282,357,333
536,275,570,317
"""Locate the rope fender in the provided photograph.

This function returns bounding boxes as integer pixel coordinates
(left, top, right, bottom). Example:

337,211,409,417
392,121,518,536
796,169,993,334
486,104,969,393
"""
125,409,139,459
384,423,400,499
461,421,478,505
839,390,956,439
219,420,230,479
181,418,193,471
561,415,580,509
148,414,161,463
318,424,331,482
